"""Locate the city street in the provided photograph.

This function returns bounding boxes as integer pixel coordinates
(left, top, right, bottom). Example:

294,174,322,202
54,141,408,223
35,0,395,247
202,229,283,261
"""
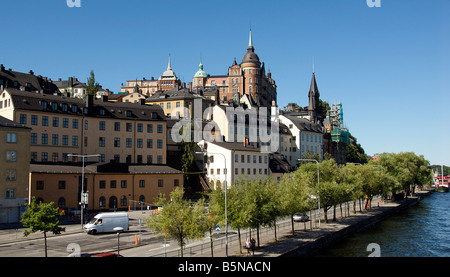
0,197,380,257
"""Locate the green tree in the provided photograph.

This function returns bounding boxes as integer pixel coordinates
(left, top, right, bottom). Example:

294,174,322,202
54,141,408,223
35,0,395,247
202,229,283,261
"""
202,192,222,257
280,171,314,234
21,198,65,257
346,133,368,164
147,188,204,257
86,70,99,97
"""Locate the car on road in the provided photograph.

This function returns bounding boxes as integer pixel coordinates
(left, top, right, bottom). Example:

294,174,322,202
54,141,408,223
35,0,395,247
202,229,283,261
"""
293,213,309,222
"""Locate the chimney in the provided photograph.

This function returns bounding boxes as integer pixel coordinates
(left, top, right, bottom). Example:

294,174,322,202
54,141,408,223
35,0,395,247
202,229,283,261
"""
86,94,94,108
188,82,192,91
69,77,73,87
29,70,34,75
102,95,108,102
0,64,4,71
140,98,146,105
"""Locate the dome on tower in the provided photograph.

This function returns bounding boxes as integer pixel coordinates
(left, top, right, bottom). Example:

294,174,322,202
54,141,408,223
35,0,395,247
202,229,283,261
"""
194,60,207,78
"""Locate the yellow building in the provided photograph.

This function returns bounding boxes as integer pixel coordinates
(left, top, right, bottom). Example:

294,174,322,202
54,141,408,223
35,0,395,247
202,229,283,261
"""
0,88,167,165
145,87,215,119
29,163,183,212
0,115,30,223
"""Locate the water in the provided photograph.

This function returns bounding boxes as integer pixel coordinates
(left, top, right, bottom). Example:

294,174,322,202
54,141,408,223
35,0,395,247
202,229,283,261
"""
315,191,450,257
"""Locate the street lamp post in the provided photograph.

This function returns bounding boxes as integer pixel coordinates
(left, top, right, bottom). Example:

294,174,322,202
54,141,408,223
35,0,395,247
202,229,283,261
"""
68,154,100,230
113,227,123,256
196,151,228,257
298,158,320,227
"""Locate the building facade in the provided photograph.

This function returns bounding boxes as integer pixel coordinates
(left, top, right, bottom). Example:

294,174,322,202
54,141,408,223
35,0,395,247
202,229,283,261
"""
29,163,183,212
120,57,182,95
0,89,168,165
192,30,277,107
0,115,30,223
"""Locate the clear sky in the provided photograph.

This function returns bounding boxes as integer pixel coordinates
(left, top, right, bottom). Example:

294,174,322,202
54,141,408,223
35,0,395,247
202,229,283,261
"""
1,0,449,166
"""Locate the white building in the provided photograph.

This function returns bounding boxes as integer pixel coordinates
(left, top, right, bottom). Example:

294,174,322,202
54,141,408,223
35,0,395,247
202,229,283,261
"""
279,113,324,163
197,140,270,189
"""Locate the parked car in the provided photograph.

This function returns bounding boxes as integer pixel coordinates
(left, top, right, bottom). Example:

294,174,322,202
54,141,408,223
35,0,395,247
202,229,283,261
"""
293,213,309,222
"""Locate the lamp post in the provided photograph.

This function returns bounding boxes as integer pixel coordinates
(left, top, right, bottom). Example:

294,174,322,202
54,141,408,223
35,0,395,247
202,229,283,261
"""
298,158,320,227
113,227,123,256
68,154,100,230
196,151,228,257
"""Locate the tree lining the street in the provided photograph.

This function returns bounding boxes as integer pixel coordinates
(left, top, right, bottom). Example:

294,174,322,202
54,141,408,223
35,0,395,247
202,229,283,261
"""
146,151,432,256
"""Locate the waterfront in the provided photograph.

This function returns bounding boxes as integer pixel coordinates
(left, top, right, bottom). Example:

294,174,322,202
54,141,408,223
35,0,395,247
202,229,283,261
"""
315,191,450,257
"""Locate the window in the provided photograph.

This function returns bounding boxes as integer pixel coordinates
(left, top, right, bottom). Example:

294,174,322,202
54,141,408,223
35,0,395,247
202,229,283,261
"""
126,138,132,148
157,155,163,164
41,152,48,162
147,155,153,164
31,133,37,144
110,180,117,188
174,179,179,187
235,154,239,162
62,104,68,112
41,134,48,145
72,136,78,146
31,115,38,125
120,196,127,206
147,124,153,133
217,168,220,175
99,197,106,207
139,180,145,188
126,123,132,132
72,119,78,129
137,139,143,148
42,116,48,126
51,117,58,128
52,134,59,145
121,180,127,188
63,118,69,128
6,169,16,181
85,120,88,130
5,189,16,199
99,137,105,147
99,121,105,130
99,180,106,189
36,181,44,190
114,138,120,147
114,122,120,131
41,101,48,110
71,105,78,113
158,179,163,187
19,114,26,124
235,168,238,175
147,139,153,148
157,139,163,149
6,133,17,143
58,181,66,190
62,135,68,146
137,123,143,132
157,124,163,133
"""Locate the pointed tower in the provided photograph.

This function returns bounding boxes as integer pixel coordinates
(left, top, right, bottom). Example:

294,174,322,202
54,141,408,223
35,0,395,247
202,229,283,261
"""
308,72,322,123
158,55,181,91
193,58,208,90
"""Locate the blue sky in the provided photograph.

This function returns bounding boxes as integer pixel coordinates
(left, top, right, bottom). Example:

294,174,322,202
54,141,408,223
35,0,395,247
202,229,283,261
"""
1,0,449,166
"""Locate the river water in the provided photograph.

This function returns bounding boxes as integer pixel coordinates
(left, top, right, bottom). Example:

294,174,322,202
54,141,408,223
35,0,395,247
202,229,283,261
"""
315,191,450,257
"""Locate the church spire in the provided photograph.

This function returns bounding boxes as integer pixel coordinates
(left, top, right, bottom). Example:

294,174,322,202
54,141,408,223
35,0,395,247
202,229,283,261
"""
167,54,172,71
248,28,254,50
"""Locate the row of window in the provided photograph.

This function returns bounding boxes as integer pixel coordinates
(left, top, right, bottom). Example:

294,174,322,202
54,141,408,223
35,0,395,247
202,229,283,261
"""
231,154,269,164
301,133,322,143
210,167,268,176
36,178,179,190
20,114,164,133
30,152,164,164
30,133,164,149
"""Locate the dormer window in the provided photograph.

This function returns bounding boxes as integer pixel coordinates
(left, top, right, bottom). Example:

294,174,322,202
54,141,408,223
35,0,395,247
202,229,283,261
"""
126,110,132,117
62,103,68,112
71,105,78,113
41,101,48,110
51,102,58,111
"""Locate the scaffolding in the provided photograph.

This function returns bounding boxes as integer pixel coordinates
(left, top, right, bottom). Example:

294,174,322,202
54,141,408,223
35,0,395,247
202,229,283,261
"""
329,102,349,145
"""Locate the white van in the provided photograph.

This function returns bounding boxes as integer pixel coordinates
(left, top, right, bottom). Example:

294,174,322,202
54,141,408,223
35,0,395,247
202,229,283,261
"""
84,213,129,235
